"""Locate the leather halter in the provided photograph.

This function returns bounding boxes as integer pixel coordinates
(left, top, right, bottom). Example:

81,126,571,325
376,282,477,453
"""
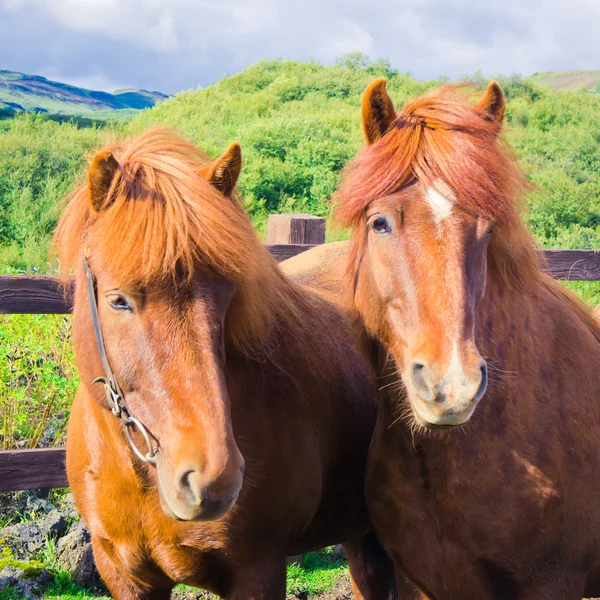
82,255,158,465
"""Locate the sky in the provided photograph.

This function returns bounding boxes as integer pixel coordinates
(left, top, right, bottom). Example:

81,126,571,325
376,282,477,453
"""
1,0,599,95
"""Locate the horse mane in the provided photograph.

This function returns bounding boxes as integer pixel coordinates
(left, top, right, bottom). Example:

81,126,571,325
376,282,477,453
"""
335,86,600,342
53,129,309,352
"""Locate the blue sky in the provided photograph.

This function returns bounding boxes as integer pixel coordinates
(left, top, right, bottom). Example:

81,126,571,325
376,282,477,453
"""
1,0,599,94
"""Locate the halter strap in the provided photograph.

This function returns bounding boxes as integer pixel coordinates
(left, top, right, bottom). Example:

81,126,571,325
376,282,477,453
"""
82,255,158,465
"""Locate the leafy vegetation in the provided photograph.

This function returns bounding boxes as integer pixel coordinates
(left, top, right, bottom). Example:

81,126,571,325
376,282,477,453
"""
1,58,598,265
286,547,349,596
0,115,114,270
0,57,598,452
0,314,77,451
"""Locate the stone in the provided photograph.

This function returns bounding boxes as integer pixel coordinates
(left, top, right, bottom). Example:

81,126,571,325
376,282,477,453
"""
57,492,80,522
332,544,345,560
0,561,51,599
1,510,67,559
56,521,98,586
0,491,28,522
25,495,53,517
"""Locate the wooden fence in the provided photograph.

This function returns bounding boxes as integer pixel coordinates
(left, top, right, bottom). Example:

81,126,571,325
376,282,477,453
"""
0,213,599,492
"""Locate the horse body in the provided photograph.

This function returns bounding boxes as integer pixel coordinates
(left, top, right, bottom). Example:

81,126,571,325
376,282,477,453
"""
58,130,392,599
67,298,374,596
368,278,600,599
285,79,600,599
285,236,600,599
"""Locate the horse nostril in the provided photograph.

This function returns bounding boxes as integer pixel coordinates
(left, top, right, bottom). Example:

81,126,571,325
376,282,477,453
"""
178,470,201,506
477,362,488,400
411,362,434,402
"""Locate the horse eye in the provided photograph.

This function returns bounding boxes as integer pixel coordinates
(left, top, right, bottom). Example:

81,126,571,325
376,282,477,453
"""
107,294,132,311
370,216,391,234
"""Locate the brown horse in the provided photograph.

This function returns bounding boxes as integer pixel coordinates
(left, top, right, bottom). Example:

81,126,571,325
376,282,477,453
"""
284,81,600,599
55,130,394,599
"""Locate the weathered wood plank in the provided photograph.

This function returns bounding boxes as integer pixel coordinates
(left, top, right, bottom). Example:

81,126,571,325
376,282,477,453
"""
0,248,598,316
543,249,600,281
0,244,318,314
0,275,73,314
0,448,67,491
0,245,598,491
269,243,317,262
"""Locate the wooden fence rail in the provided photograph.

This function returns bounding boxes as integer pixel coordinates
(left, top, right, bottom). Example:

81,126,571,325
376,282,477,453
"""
0,214,599,492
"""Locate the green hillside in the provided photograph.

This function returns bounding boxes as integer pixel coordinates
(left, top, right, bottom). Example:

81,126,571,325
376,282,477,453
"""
0,58,598,287
528,70,600,93
0,70,169,117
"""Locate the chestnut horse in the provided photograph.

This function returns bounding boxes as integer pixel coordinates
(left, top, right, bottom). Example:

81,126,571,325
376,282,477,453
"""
284,82,600,599
55,130,394,599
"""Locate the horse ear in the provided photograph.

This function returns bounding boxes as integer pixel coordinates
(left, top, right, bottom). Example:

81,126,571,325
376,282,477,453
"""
88,150,119,212
202,142,242,197
362,78,397,144
476,81,506,124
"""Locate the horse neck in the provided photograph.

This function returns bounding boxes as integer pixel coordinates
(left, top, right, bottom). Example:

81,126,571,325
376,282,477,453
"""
224,270,345,397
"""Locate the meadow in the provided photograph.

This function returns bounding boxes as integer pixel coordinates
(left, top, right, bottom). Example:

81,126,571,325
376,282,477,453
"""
0,55,599,598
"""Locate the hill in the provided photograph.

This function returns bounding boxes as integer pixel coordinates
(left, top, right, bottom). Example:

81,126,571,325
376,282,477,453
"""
0,70,169,117
0,58,598,305
528,70,600,93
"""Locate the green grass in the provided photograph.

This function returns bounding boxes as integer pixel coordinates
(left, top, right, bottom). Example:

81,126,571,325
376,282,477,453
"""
40,572,110,599
0,314,78,450
286,548,348,596
0,548,347,599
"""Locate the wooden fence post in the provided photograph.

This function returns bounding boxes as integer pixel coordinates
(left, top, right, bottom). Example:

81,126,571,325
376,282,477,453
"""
266,213,326,245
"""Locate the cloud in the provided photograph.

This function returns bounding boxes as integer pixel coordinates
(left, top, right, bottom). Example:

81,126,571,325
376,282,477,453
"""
0,0,598,94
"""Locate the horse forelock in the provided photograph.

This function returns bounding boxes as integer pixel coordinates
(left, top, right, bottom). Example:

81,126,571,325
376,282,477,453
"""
337,87,550,294
336,86,530,226
53,129,291,351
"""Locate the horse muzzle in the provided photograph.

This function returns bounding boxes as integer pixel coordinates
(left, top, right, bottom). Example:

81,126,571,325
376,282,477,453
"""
157,455,245,522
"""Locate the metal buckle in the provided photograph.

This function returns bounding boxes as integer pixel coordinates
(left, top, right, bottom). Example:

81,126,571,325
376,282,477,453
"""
123,416,158,465
92,376,123,417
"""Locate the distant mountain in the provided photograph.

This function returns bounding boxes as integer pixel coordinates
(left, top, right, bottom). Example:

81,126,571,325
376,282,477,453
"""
0,70,170,117
528,70,600,93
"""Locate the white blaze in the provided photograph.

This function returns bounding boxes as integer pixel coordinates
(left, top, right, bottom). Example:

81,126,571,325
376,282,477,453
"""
445,342,464,381
425,180,454,224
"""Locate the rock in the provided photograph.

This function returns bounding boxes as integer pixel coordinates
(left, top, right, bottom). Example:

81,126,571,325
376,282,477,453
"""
1,509,67,559
57,492,80,522
56,521,98,586
25,494,53,516
332,544,345,560
0,561,51,599
0,491,28,522
0,491,56,535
